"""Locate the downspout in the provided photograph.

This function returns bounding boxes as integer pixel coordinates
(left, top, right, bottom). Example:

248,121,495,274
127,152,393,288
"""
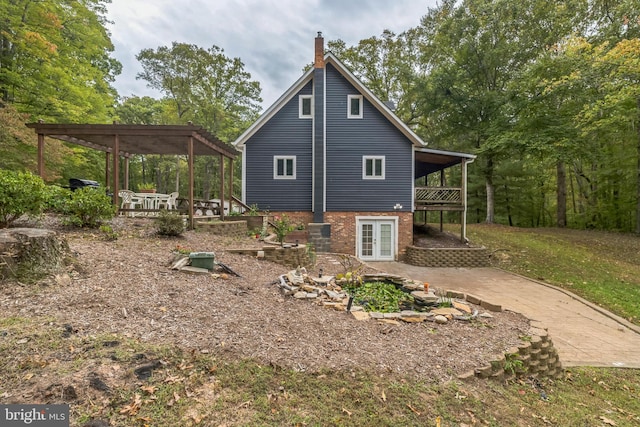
312,32,325,223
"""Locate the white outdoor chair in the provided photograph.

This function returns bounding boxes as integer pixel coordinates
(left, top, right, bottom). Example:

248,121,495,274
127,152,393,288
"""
118,190,144,216
157,192,179,210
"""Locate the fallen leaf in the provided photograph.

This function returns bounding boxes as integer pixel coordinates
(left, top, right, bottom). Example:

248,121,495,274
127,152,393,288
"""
406,404,421,415
342,408,352,417
23,373,34,381
599,416,617,426
120,394,142,416
140,385,156,394
381,390,386,402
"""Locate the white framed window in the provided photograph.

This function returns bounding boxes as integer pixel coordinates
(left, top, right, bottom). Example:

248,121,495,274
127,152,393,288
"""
347,94,363,118
274,156,296,179
363,156,385,180
299,95,312,118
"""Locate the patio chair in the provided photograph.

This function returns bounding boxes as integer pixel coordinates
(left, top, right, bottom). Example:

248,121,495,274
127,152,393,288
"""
118,190,144,216
157,192,179,210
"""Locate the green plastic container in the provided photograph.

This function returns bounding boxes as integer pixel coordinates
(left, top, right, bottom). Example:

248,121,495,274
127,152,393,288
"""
189,252,216,270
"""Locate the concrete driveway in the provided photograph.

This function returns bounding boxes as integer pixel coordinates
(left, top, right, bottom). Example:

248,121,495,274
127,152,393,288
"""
370,263,640,369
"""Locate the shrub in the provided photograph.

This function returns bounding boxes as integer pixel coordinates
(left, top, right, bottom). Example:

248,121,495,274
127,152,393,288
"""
157,210,185,236
63,187,116,228
43,185,72,214
0,169,47,228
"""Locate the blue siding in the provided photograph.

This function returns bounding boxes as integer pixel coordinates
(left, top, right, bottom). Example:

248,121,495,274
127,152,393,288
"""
245,82,313,211
325,64,413,212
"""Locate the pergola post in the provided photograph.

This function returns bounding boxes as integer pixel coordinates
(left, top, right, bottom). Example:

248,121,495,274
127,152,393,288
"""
37,132,45,178
105,152,110,191
188,136,194,230
219,153,225,221
124,156,130,190
112,134,120,209
228,159,234,214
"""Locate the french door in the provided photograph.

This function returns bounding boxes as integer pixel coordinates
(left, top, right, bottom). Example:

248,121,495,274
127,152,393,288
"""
357,218,396,261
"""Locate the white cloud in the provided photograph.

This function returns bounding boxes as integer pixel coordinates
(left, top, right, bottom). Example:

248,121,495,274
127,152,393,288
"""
106,0,436,109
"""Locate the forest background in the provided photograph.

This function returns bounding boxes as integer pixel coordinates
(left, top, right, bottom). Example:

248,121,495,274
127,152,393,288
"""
1,0,639,232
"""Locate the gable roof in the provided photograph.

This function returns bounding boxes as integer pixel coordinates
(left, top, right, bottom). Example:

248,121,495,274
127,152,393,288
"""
233,52,427,148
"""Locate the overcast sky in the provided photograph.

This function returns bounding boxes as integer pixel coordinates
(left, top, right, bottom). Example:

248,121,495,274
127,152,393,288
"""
105,0,437,111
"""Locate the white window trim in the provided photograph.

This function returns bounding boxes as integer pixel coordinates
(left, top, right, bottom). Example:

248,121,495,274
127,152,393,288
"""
299,95,312,119
347,94,363,119
274,156,296,180
363,155,385,180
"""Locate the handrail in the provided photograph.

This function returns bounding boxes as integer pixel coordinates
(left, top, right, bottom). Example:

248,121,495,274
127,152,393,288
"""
415,187,462,204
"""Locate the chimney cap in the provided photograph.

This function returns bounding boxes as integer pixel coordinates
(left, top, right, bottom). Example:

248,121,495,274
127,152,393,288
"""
317,31,322,38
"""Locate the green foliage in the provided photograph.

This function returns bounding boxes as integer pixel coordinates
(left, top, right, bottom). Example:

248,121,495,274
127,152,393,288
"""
135,41,262,141
0,169,47,228
156,210,185,236
272,215,295,244
62,187,116,228
343,281,413,313
0,0,120,122
503,353,524,375
99,224,118,241
43,185,72,214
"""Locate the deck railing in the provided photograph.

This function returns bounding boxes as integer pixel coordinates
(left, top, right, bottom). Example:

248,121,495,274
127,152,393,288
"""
415,187,463,209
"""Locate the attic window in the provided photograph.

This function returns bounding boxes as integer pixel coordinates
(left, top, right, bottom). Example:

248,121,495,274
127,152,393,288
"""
274,156,296,179
299,95,312,118
363,156,385,180
348,95,363,119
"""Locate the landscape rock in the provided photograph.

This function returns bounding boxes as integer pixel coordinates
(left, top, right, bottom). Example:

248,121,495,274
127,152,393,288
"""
434,315,448,324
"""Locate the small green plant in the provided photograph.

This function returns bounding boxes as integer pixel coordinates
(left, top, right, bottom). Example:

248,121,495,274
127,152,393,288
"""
504,353,524,375
157,210,185,236
272,214,295,244
343,281,414,313
246,204,260,216
138,182,156,191
435,287,453,308
0,169,47,228
99,224,118,241
63,187,116,228
335,254,364,286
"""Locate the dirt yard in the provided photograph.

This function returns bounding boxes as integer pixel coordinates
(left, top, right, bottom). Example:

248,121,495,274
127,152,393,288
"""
1,216,530,403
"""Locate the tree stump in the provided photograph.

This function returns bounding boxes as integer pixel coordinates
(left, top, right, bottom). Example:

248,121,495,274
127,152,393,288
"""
0,228,70,282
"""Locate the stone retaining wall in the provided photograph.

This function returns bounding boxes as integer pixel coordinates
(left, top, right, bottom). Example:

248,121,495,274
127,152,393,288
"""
406,246,489,267
227,245,312,269
451,290,563,381
460,327,563,382
195,220,247,238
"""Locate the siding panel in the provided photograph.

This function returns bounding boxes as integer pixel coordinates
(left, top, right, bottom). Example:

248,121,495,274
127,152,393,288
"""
325,64,413,212
245,82,313,211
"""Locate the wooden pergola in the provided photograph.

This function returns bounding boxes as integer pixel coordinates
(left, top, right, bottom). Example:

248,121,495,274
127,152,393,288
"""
26,122,240,229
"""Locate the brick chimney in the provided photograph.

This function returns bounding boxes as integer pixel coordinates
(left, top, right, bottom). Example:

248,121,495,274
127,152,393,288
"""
314,32,324,68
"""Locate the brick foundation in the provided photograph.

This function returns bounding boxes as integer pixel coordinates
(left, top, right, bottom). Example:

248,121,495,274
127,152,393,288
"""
324,211,413,258
267,211,413,259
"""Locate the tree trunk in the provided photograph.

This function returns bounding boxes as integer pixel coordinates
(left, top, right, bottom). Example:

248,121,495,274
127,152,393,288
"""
556,160,567,228
485,158,495,224
0,228,70,282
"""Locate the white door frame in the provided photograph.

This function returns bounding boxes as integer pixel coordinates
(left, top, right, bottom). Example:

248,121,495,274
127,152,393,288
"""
356,216,398,261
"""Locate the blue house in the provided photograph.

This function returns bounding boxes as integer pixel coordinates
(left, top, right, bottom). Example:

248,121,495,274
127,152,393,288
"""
234,34,475,260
